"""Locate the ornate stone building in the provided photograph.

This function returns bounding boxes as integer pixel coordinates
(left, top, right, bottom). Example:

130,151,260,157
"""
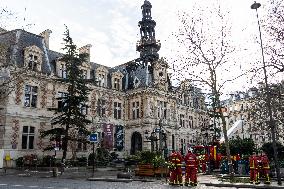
0,0,208,163
218,82,284,148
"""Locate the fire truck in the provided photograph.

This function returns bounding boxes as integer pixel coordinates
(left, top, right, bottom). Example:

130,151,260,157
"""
192,145,222,171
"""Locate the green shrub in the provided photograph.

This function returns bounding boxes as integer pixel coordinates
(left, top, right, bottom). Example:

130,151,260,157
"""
15,157,24,167
77,156,87,166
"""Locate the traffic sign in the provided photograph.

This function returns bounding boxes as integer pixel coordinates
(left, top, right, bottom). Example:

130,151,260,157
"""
89,133,98,143
155,128,160,133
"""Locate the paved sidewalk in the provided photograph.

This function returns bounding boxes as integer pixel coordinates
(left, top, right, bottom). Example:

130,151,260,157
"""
1,168,284,188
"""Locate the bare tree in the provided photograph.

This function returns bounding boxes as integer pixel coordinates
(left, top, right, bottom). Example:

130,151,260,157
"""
168,3,248,179
265,0,284,74
248,82,284,145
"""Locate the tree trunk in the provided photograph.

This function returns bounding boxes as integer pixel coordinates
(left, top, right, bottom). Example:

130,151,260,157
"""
219,111,234,180
62,126,69,163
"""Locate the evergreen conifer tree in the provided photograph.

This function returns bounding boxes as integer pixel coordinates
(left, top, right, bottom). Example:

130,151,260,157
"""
41,27,91,162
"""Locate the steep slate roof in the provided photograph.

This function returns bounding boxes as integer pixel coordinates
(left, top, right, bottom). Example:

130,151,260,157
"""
0,29,55,74
0,29,172,91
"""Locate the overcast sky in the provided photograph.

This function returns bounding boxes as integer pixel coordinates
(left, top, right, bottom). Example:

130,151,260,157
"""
1,0,276,93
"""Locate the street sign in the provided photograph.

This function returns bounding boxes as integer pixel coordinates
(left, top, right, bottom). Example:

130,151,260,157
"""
89,133,98,143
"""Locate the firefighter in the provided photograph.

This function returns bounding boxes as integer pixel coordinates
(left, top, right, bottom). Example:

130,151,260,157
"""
168,150,183,186
261,154,270,184
184,150,198,186
249,152,260,184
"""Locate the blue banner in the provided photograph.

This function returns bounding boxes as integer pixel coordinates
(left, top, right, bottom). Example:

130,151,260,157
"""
115,125,124,151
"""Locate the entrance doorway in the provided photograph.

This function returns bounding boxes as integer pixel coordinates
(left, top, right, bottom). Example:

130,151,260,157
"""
130,132,142,155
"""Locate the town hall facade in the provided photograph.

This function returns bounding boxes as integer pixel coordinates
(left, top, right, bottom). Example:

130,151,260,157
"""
0,0,209,164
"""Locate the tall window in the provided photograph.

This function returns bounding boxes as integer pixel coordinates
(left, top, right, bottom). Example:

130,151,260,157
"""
97,99,106,117
22,126,35,149
179,114,185,128
57,92,68,112
24,85,38,107
28,54,38,71
97,74,105,87
80,103,88,115
157,101,167,119
77,132,87,151
132,101,140,119
59,63,67,79
189,116,193,128
114,78,120,90
114,102,122,119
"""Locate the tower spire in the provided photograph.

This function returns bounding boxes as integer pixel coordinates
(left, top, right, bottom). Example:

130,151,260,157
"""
136,0,161,63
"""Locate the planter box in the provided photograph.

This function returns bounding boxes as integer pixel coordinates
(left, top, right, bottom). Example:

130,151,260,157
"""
135,164,169,177
135,164,155,176
154,167,169,176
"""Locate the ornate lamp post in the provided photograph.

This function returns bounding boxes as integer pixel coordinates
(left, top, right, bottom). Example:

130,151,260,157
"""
251,1,282,185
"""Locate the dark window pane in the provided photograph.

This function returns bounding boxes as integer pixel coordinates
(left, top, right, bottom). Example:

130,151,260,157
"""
29,136,34,149
118,110,121,119
136,108,139,118
114,110,117,119
32,86,38,94
31,95,37,107
30,127,35,133
25,85,31,93
23,126,29,133
22,135,27,149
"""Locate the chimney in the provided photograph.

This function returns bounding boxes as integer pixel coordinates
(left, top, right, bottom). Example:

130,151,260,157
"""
79,44,92,62
39,29,52,49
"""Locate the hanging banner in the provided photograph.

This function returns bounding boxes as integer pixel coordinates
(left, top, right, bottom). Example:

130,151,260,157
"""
115,125,124,151
103,123,113,149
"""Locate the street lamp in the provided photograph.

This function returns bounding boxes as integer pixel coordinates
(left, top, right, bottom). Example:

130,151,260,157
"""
251,1,282,185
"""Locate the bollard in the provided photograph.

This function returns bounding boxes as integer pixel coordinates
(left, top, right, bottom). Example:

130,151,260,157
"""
52,167,58,177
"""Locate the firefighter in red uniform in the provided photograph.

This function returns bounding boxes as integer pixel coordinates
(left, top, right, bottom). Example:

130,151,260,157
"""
261,154,270,184
184,150,198,186
249,152,260,184
168,150,183,185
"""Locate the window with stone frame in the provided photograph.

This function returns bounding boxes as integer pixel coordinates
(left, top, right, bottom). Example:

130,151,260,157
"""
114,78,120,90
28,54,38,71
179,114,185,128
59,63,67,79
97,99,106,117
132,101,140,119
97,73,106,87
24,85,38,108
24,45,43,72
114,102,122,119
189,116,193,128
77,132,87,151
157,101,167,119
57,92,68,112
22,126,35,149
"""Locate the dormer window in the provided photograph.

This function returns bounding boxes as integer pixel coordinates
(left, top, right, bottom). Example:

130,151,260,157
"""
114,78,120,90
95,66,109,88
97,74,105,87
24,45,43,72
59,63,67,79
28,54,38,71
111,71,123,90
